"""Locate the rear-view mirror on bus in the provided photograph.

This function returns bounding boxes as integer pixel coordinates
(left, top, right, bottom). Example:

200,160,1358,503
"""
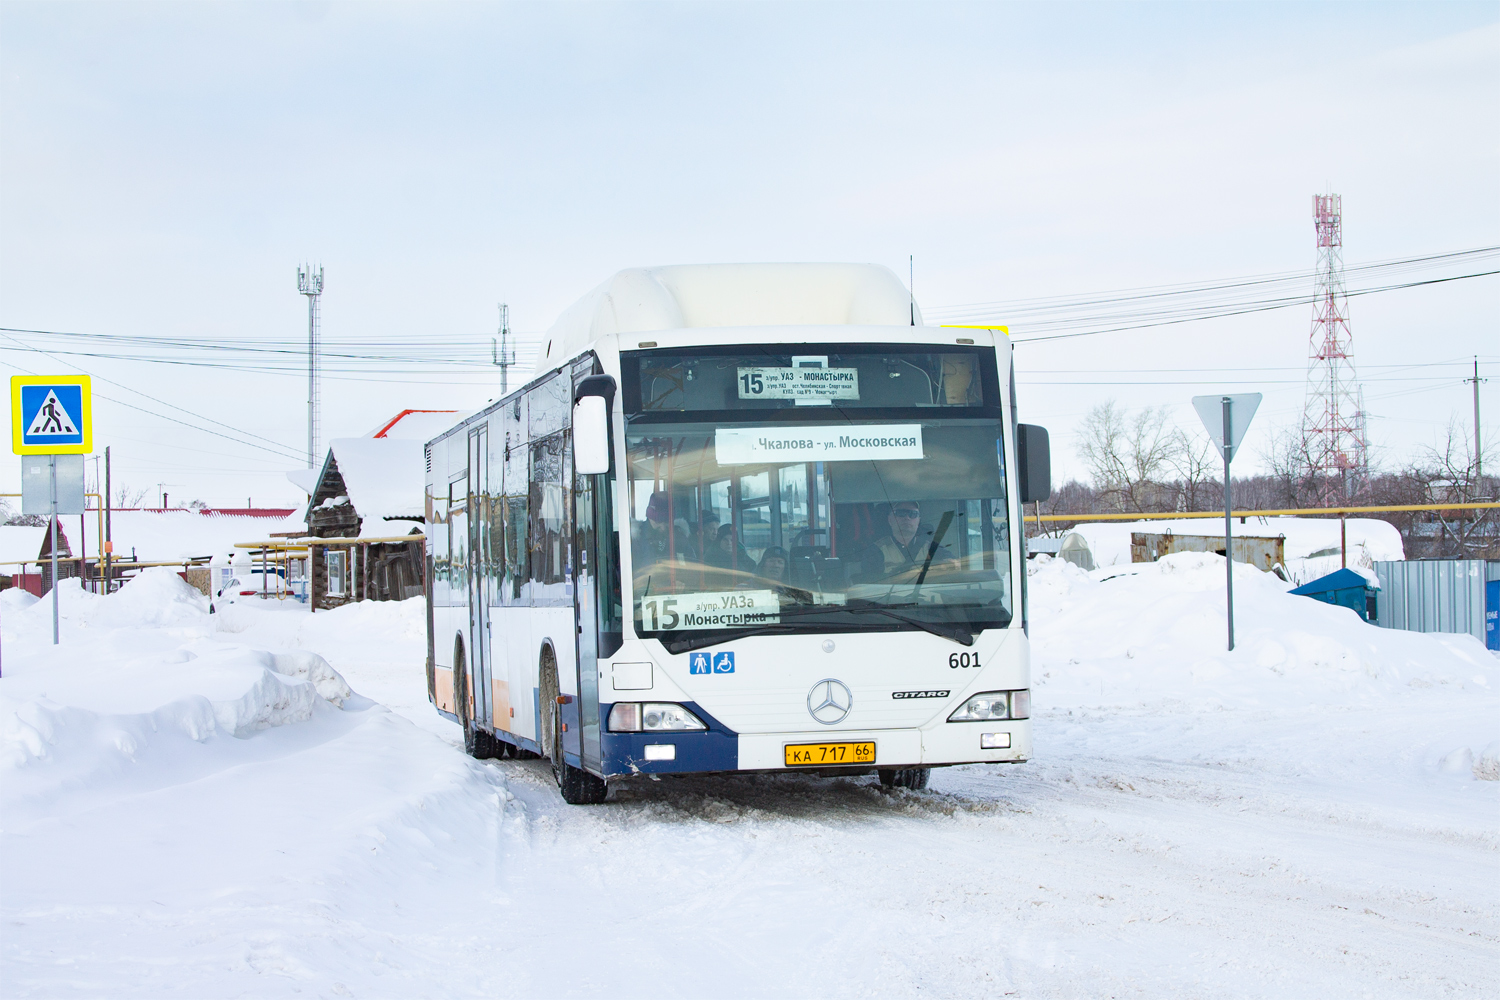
1017,423,1051,503
573,395,610,474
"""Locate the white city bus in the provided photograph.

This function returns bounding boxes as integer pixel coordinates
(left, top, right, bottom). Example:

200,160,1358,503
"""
426,263,1050,803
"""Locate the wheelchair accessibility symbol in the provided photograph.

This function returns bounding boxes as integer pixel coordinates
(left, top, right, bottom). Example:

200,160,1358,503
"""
689,651,734,675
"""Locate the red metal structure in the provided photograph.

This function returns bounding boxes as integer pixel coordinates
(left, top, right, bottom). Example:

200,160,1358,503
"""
1300,193,1368,502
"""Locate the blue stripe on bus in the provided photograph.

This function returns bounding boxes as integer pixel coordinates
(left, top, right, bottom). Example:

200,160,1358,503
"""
598,700,739,777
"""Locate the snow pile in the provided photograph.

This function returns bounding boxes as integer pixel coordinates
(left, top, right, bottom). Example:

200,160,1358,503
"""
1069,515,1405,584
1028,551,1495,710
7,568,208,633
2,586,39,612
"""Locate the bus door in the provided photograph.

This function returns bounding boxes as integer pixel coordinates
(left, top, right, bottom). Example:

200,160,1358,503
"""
572,455,604,771
467,425,492,730
447,461,471,718
571,364,622,772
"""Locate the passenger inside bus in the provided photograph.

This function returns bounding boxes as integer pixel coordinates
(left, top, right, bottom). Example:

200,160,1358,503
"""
705,522,750,572
756,545,789,584
631,490,697,572
857,500,958,581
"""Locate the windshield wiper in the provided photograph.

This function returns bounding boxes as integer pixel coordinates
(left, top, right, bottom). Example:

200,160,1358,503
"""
833,598,978,644
662,624,802,654
843,600,977,646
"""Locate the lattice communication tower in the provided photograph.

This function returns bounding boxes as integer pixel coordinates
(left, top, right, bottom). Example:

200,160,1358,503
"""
1299,194,1368,500
493,302,517,397
298,265,325,468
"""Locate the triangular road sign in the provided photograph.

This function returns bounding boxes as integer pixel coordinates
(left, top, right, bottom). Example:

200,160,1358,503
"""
1192,393,1262,462
25,390,79,437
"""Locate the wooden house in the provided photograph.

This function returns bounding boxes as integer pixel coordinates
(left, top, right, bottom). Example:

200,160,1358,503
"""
303,437,429,610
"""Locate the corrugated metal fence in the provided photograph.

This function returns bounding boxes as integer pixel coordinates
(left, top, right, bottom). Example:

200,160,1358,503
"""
1372,560,1500,645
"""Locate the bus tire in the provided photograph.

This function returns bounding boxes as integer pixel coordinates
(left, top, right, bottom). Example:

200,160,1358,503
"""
541,654,608,805
466,727,504,759
455,636,502,760
878,767,930,790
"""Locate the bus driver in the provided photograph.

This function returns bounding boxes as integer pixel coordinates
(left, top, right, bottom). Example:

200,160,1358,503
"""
860,500,956,581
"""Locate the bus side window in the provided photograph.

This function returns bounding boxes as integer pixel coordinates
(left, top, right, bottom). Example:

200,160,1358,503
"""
530,434,568,589
529,373,570,438
505,495,528,603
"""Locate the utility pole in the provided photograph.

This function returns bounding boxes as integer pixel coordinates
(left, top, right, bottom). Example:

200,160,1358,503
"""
1465,357,1486,491
104,446,113,593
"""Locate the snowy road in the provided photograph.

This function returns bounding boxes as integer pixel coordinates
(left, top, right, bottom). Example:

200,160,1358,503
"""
3,560,1497,998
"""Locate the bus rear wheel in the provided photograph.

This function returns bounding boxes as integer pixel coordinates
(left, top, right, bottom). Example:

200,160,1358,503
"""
878,767,930,790
455,637,503,760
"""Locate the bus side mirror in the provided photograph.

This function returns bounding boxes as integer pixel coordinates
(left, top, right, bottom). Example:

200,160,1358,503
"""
573,375,617,475
1017,423,1051,503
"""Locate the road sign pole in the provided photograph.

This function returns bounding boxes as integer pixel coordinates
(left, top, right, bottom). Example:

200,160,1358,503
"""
49,454,59,645
1222,397,1234,652
1193,391,1260,654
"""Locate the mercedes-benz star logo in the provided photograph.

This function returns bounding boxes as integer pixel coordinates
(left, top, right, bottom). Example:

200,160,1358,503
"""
807,679,853,726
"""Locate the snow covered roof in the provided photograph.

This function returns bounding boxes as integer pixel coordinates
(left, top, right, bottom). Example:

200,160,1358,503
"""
286,468,320,496
13,512,302,564
282,412,470,500
0,525,48,565
1069,516,1405,568
538,263,922,372
306,438,425,536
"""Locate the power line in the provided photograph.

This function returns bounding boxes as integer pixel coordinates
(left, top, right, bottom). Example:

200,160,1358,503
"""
2,353,306,462
1007,270,1499,345
930,246,1499,321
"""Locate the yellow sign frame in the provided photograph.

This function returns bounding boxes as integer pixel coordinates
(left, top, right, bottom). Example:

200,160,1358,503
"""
10,375,93,455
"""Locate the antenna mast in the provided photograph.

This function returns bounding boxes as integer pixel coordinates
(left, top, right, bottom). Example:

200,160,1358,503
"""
1298,194,1367,502
492,302,517,396
298,264,324,468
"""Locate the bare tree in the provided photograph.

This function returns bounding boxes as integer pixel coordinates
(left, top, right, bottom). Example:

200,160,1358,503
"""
1411,417,1498,558
1076,400,1179,512
114,484,150,508
1165,427,1218,512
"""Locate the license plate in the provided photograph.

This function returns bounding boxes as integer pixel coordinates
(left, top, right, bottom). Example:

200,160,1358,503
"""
784,741,876,767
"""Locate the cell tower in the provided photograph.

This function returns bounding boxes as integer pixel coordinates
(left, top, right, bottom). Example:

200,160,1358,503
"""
1299,194,1367,501
492,302,517,396
298,264,324,468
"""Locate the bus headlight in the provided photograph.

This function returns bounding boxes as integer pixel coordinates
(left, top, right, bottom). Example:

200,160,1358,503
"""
608,702,707,733
948,690,1030,722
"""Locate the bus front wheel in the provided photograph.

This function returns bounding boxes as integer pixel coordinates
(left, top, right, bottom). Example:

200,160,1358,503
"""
541,655,608,805
878,767,930,790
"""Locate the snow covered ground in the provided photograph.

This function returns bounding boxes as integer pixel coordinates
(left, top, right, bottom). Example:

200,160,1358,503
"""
2,561,1496,998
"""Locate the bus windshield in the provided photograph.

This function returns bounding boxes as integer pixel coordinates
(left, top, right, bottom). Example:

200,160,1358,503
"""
621,344,1013,653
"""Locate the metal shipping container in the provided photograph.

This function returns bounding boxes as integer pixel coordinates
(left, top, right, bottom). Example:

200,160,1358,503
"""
1372,559,1500,646
1131,531,1286,574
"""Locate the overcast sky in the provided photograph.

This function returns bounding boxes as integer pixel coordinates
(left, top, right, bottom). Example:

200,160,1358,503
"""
2,1,1497,507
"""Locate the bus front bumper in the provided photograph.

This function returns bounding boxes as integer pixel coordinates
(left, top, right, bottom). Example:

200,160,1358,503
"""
599,721,1030,777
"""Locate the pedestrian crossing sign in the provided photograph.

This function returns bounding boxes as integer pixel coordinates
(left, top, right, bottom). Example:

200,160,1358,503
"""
11,376,92,455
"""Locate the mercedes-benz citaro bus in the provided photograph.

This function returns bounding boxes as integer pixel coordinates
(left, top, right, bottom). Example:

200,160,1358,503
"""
425,263,1050,803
